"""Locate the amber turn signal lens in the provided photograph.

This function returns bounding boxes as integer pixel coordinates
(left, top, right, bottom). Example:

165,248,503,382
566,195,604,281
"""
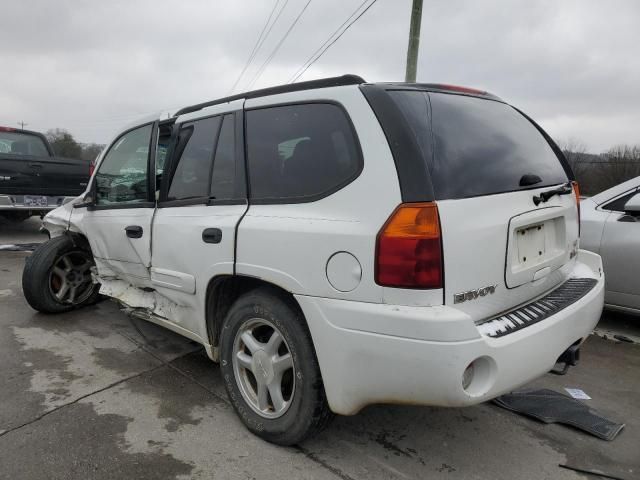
375,202,443,289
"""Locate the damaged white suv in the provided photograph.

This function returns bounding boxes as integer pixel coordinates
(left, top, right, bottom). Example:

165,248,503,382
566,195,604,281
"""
23,75,605,445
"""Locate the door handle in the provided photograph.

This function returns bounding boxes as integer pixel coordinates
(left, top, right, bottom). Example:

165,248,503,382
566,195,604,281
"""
125,225,144,238
202,228,222,244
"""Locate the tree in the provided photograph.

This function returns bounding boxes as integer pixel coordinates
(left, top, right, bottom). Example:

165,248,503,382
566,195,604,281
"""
45,128,82,159
79,143,104,162
600,145,640,189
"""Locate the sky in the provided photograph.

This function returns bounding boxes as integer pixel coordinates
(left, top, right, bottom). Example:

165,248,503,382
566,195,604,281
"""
1,0,638,153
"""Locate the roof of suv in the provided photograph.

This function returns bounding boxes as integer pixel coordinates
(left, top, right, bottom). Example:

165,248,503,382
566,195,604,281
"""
173,74,501,117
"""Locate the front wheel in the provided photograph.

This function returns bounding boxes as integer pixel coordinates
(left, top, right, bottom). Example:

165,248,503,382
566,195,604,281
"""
219,287,332,445
22,235,100,313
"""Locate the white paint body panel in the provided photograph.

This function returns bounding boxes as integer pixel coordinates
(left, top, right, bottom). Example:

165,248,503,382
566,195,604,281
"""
299,250,603,415
41,84,607,416
75,207,154,286
150,203,247,338
238,87,401,303
437,188,579,322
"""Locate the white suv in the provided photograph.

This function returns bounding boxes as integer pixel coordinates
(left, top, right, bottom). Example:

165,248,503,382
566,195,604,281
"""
23,75,605,445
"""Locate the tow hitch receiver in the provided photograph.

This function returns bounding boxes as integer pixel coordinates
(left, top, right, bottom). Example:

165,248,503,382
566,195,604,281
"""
551,344,581,376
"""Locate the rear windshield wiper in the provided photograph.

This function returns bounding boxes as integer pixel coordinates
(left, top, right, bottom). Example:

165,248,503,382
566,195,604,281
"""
533,182,572,206
519,174,542,187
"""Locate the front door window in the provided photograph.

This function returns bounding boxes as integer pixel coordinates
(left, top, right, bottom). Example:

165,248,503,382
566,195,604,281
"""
95,124,152,205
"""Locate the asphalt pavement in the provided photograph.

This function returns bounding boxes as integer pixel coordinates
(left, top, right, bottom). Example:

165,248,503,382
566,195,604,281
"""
1,218,638,480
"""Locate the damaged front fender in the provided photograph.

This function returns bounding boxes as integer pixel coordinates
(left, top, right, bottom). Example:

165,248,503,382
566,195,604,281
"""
42,196,86,238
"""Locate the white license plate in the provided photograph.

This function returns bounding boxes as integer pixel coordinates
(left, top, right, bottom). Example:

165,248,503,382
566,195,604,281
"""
516,223,546,265
23,195,48,207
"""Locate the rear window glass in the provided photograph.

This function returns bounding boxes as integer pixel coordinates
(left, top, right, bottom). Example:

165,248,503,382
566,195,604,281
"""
0,131,49,156
389,91,568,199
246,103,361,202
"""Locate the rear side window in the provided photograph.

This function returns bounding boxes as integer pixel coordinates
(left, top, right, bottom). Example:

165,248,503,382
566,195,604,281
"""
389,91,568,199
167,116,221,201
0,131,49,156
601,190,638,212
246,103,361,202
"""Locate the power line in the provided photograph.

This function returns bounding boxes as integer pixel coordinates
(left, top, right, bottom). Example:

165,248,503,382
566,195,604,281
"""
287,0,370,84
245,0,313,91
289,0,379,84
228,0,284,94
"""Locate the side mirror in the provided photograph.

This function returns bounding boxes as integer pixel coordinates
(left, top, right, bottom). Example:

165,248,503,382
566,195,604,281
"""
623,192,640,216
73,190,95,209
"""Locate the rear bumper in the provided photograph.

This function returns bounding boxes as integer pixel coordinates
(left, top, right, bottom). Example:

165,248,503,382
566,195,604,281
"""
0,194,76,211
296,250,604,415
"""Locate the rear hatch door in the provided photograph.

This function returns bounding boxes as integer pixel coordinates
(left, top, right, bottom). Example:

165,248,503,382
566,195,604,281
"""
388,89,579,321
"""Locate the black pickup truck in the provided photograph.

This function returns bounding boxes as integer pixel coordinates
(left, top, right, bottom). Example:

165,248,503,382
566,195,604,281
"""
0,127,90,221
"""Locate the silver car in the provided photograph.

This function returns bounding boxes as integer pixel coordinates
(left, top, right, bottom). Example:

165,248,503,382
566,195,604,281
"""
581,176,640,314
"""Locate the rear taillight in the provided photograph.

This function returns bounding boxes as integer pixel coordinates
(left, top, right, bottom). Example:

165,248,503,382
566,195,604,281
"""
89,162,95,177
375,202,443,289
572,181,581,233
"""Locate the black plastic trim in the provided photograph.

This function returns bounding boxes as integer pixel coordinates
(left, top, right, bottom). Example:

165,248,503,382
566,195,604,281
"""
359,84,435,202
88,201,155,211
174,74,365,117
244,100,364,205
370,82,503,102
158,197,209,208
476,278,598,338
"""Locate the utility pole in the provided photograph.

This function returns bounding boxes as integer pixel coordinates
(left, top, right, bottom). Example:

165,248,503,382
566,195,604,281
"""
405,0,423,83
18,121,28,130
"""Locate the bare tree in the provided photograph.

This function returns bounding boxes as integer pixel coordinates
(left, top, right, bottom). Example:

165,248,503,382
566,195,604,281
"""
558,138,589,179
600,145,640,188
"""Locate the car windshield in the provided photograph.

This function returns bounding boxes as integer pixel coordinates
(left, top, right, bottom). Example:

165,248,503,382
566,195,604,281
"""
0,131,49,156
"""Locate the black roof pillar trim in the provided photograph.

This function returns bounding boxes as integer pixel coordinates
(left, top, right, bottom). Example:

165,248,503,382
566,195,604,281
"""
359,84,434,202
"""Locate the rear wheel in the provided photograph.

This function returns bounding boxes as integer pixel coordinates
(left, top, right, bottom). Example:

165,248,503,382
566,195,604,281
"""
219,287,332,445
22,235,100,313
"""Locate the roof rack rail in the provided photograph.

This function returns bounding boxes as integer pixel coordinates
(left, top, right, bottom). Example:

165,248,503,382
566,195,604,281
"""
174,74,365,117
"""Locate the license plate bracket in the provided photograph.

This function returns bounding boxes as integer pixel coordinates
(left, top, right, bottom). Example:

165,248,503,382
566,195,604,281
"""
23,195,48,207
516,223,546,266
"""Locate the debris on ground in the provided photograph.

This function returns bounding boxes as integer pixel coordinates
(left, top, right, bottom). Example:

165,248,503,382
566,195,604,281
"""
494,388,624,441
564,388,591,400
0,243,40,252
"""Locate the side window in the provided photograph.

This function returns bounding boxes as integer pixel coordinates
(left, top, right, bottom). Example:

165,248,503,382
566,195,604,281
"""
601,190,638,212
246,103,361,201
95,124,152,205
210,114,236,200
167,116,221,201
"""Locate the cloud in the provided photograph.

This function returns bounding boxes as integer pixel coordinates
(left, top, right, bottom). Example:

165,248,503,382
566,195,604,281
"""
1,0,638,152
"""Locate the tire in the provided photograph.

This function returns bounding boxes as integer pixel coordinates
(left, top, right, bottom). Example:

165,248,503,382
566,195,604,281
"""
22,235,100,314
219,286,333,445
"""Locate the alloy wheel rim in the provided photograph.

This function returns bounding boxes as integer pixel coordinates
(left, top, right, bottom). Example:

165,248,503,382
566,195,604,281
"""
232,318,296,419
49,251,95,305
